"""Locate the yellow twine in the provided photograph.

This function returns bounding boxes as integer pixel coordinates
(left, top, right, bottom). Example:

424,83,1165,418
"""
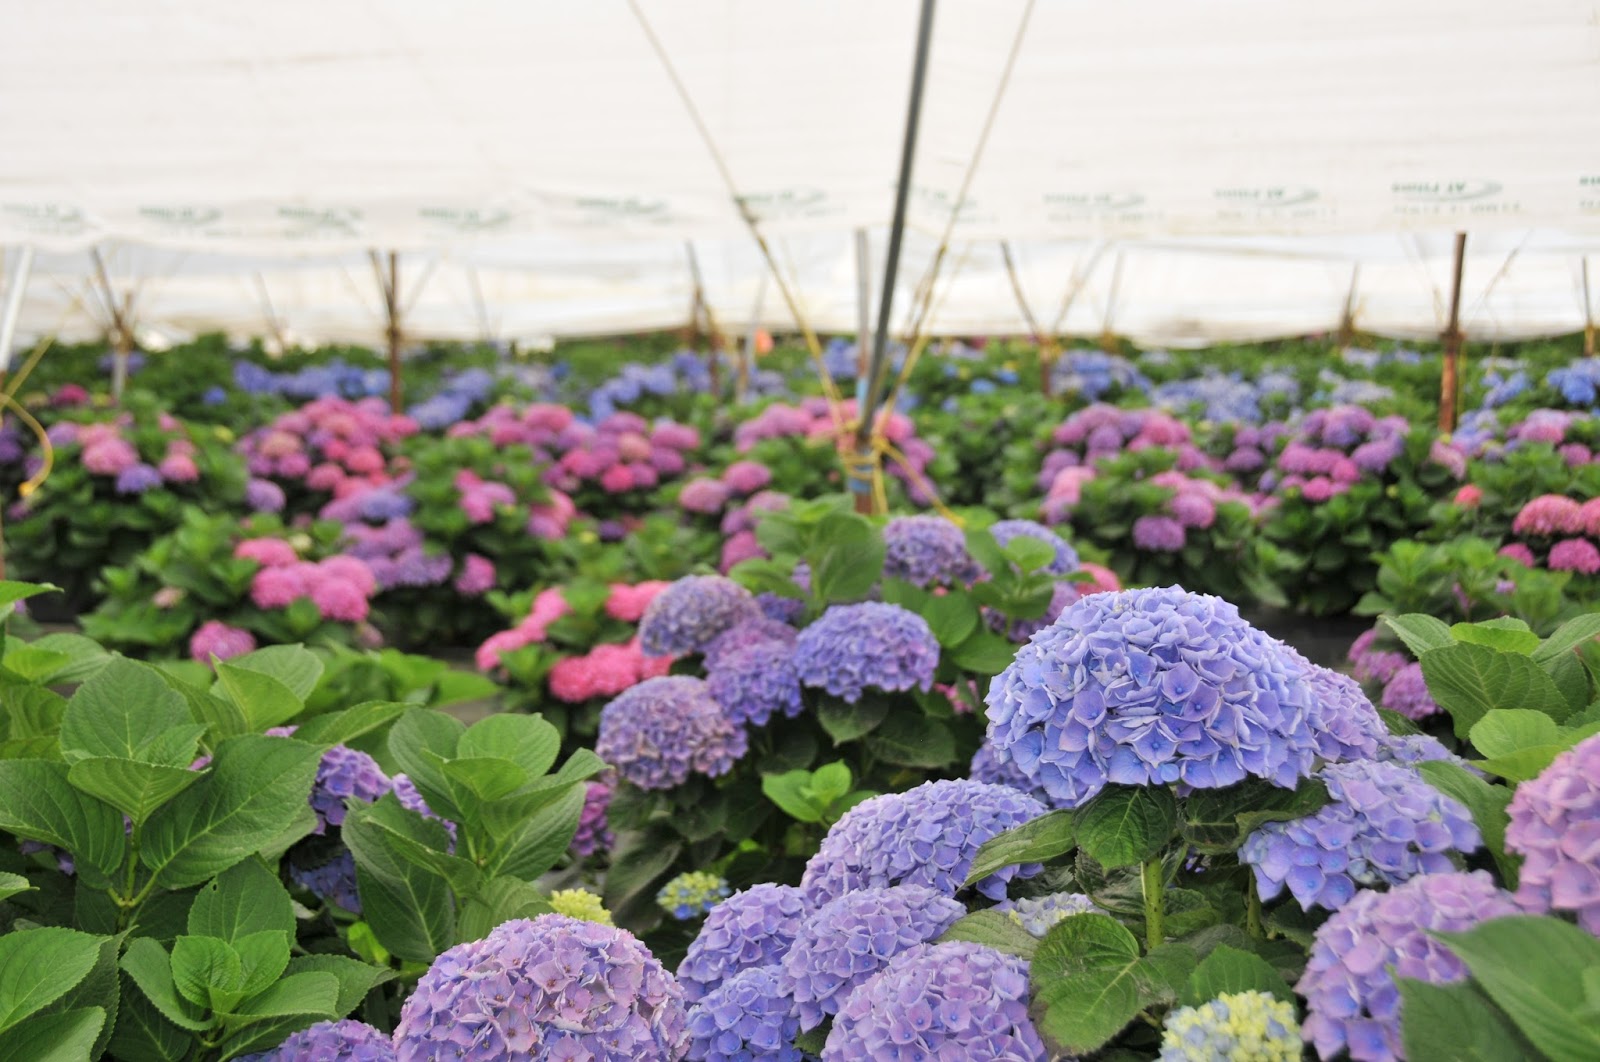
2,333,57,497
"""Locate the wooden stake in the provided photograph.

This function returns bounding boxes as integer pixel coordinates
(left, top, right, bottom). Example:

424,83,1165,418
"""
1337,264,1361,348
1584,258,1595,358
371,251,403,411
1438,232,1467,434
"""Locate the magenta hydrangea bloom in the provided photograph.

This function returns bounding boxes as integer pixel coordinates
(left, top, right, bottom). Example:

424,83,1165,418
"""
678,884,809,1002
686,966,806,1062
1513,494,1584,536
1380,662,1438,720
984,587,1320,809
309,746,392,835
882,515,980,587
394,915,689,1061
822,942,1045,1061
781,885,966,1030
800,779,1045,906
596,676,748,790
1506,732,1600,933
239,1019,395,1061
706,640,803,727
1549,537,1600,574
1241,759,1479,911
1298,871,1520,1062
791,602,939,704
189,621,257,665
639,575,760,657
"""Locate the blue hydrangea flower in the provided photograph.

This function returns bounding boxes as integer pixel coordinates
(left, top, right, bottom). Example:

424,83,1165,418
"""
757,592,806,625
988,518,1080,575
882,515,980,587
288,850,361,913
658,871,732,920
969,741,1051,804
1241,760,1480,911
984,586,1320,809
791,602,939,704
703,617,797,671
639,575,761,657
115,462,163,495
245,478,287,513
394,915,688,1061
1372,733,1482,777
310,746,392,834
1159,990,1301,1062
800,779,1046,906
707,640,803,727
240,1018,395,1061
597,677,748,791
686,966,809,1062
822,941,1045,1061
1301,663,1386,764
678,884,809,1002
993,891,1101,936
781,885,966,1030
1298,871,1520,1062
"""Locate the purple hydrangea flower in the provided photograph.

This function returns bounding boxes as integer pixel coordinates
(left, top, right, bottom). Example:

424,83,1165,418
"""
791,602,939,704
1241,759,1480,910
1302,664,1386,763
984,586,1319,809
678,884,808,1002
1372,733,1480,776
968,741,1048,802
757,592,806,625
800,779,1046,906
988,518,1080,575
1132,514,1186,552
240,1019,395,1061
596,676,748,790
686,966,807,1062
822,942,1045,1061
288,850,361,913
114,462,163,495
1506,731,1600,933
639,575,761,657
1298,871,1521,1062
993,891,1101,936
394,915,689,1061
707,641,803,727
570,781,614,858
391,773,457,841
310,746,392,835
988,579,1082,643
703,617,798,671
1380,662,1439,720
245,478,287,513
882,515,980,587
781,885,967,1030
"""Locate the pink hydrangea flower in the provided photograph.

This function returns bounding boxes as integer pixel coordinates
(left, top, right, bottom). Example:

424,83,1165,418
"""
82,438,139,476
310,578,370,622
722,460,773,496
1549,538,1600,574
158,453,200,483
600,463,635,494
251,565,309,609
190,621,256,665
454,554,497,595
318,556,378,597
1498,543,1537,567
1078,562,1122,596
235,537,300,569
1453,484,1483,507
1513,495,1584,536
720,531,764,572
606,582,670,622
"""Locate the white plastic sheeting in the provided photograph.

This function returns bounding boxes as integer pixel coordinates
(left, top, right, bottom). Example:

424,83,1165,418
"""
4,1,1600,345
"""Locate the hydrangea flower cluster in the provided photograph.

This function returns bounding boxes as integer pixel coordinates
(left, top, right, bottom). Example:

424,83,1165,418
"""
1050,348,1152,400
1505,731,1600,932
822,941,1045,1061
474,587,571,671
732,398,937,503
1380,662,1439,720
706,639,803,727
1158,990,1301,1062
791,602,939,703
239,396,416,490
548,639,672,703
1513,493,1585,537
1348,627,1407,687
987,518,1080,575
189,620,257,665
984,586,1320,808
548,888,613,926
605,580,672,622
659,871,733,920
994,891,1101,936
1037,404,1210,493
678,884,809,1002
1301,664,1386,763
238,539,378,623
882,514,980,587
570,781,615,858
782,885,966,1029
394,915,689,1061
596,676,747,790
1241,759,1480,910
240,1019,396,1061
800,779,1046,906
309,746,393,834
685,965,807,1062
1298,870,1521,1062
340,518,451,592
639,575,760,657
703,617,798,670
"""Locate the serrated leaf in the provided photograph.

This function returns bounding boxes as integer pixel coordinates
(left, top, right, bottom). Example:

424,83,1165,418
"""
67,757,204,825
484,779,585,881
1534,613,1600,663
1075,786,1177,869
921,592,980,648
459,714,560,780
291,701,407,747
214,663,302,733
1452,619,1540,655
1028,913,1148,1055
386,709,467,823
233,931,290,999
345,797,456,963
0,759,127,888
1421,641,1573,737
228,971,338,1022
189,859,295,943
947,631,1019,674
105,976,189,1062
864,713,956,769
965,809,1076,886
171,935,241,1009
60,658,191,763
1400,979,1535,1062
937,910,1039,960
1386,613,1454,656
223,645,323,701
457,876,553,944
0,872,33,902
440,756,527,803
1181,945,1293,1006
119,938,208,1031
1183,778,1328,854
817,696,889,744
0,1007,106,1062
762,770,825,823
0,926,105,1033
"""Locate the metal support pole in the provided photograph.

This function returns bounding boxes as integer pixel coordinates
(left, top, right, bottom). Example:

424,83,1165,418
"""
0,246,36,381
1438,232,1468,434
855,0,937,513
1584,258,1595,358
1099,250,1125,354
738,272,768,404
371,251,403,411
854,228,874,386
1337,264,1361,348
685,242,722,397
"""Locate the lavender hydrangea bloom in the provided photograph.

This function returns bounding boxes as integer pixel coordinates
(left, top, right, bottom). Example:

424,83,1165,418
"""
1241,760,1480,910
781,885,967,1030
245,478,287,513
240,1019,396,1061
707,641,803,727
686,966,809,1062
984,587,1319,809
114,462,163,495
309,746,392,834
678,884,809,1002
791,602,939,704
703,617,797,671
570,780,615,858
1506,732,1600,933
1372,734,1481,776
288,850,362,912
822,942,1045,1061
969,740,1045,799
1302,664,1386,763
597,676,748,790
1133,514,1186,551
1380,662,1439,720
994,891,1101,936
394,915,689,1061
391,773,457,841
1298,871,1520,1062
882,515,980,587
757,592,806,625
988,518,1081,575
639,575,760,657
800,779,1046,906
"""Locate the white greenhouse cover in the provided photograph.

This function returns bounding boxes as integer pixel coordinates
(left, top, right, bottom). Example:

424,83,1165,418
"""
4,0,1600,346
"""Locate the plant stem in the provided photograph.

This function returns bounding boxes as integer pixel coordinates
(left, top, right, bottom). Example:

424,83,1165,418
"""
1141,856,1165,949
1247,875,1264,939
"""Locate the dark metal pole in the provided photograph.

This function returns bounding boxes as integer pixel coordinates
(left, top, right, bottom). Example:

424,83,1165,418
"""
1438,232,1467,434
854,0,937,512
